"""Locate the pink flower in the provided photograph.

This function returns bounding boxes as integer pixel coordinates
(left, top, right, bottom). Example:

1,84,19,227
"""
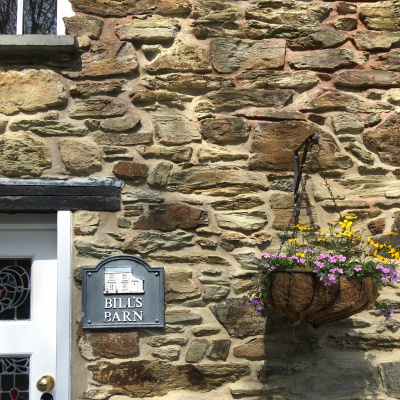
354,264,362,272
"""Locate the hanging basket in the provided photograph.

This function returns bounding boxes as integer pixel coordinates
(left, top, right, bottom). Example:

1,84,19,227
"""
266,270,378,328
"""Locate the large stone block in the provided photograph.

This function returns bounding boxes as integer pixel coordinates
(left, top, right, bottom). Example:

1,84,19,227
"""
153,115,201,145
113,161,148,180
327,332,400,350
379,362,400,398
93,130,153,146
360,2,400,31
68,98,127,118
70,79,126,97
64,15,104,39
99,115,140,133
211,38,285,73
165,269,201,302
0,134,51,177
186,339,209,363
136,145,193,162
198,147,248,162
10,119,89,136
354,30,400,51
192,0,240,20
216,211,268,232
335,70,400,88
200,117,250,144
0,69,67,115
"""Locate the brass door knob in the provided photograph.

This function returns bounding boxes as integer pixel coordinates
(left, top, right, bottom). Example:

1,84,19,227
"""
36,375,55,392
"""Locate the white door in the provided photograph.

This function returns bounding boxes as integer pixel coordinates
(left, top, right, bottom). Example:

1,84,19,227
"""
0,213,71,400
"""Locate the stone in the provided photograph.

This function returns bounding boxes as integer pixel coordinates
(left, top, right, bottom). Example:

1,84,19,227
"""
74,211,99,235
365,114,382,127
359,2,400,31
220,232,271,252
337,2,357,14
165,269,201,302
233,253,260,271
9,119,89,136
168,166,270,194
206,340,230,361
146,335,188,347
122,231,194,254
312,182,345,202
186,339,209,363
116,18,180,43
344,142,374,165
335,70,400,88
233,337,321,360
153,115,201,145
379,362,400,398
354,30,400,51
133,202,207,231
363,113,400,166
183,299,206,308
216,211,268,232
198,147,248,162
0,120,6,133
166,309,202,324
136,145,192,163
74,239,120,258
387,88,400,104
200,117,250,144
148,40,211,74
152,346,180,361
64,15,104,39
192,326,221,337
235,108,305,121
203,286,229,301
68,98,127,118
368,218,385,235
245,3,331,27
334,17,357,31
257,361,308,382
196,88,292,113
77,328,138,361
59,140,102,176
63,42,138,79
70,80,126,97
211,38,285,73
0,134,51,177
93,130,153,146
192,0,239,20
332,113,364,135
147,162,173,187
149,253,229,265
113,161,148,180
292,48,365,71
70,0,191,17
199,277,229,286
327,332,400,350
141,74,234,91
122,188,163,203
89,360,250,397
100,115,140,133
211,196,264,211
142,44,164,58
201,268,221,276
210,298,265,339
236,70,318,90
377,49,400,71
131,90,192,110
75,35,91,50
0,69,67,115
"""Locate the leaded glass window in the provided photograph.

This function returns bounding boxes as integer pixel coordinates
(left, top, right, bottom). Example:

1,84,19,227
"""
0,260,31,321
0,357,29,400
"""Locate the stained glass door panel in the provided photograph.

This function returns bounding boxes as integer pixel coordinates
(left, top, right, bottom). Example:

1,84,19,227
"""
0,218,57,400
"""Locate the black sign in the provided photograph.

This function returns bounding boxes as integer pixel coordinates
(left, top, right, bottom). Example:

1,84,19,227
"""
82,255,164,329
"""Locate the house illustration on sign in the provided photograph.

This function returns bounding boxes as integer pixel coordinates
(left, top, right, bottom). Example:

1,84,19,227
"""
104,266,144,294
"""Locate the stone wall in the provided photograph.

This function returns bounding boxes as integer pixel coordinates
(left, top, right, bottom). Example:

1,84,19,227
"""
2,0,400,398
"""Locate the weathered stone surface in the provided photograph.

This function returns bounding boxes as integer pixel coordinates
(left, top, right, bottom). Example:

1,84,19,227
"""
198,147,248,162
235,108,305,121
211,38,285,73
236,70,318,90
99,115,140,133
334,17,357,31
75,239,120,258
133,202,208,231
113,161,148,180
186,339,209,363
221,232,271,252
168,166,270,194
123,231,194,254
365,114,382,128
146,335,188,347
59,140,102,176
328,332,400,350
196,89,292,113
0,120,6,133
337,2,357,14
93,130,153,146
10,119,89,136
332,113,364,135
122,188,163,203
345,142,374,165
116,18,180,43
379,362,400,398
377,49,400,71
148,40,211,74
152,346,180,361
0,134,51,177
63,41,138,79
291,49,365,71
387,88,400,104
141,73,234,91
70,0,191,17
363,113,400,166
131,90,192,110
75,211,100,226
166,309,202,325
196,238,218,249
0,69,67,115
206,339,231,361
200,117,250,144
70,80,126,97
233,253,260,271
245,3,331,27
233,337,321,360
89,360,250,396
149,253,229,265
312,182,345,202
360,2,400,31
199,276,229,286
335,70,400,88
136,145,192,162
147,161,173,186
165,269,201,302
192,325,221,337
216,211,267,232
192,0,239,20
210,298,265,338
211,196,264,211
154,115,201,145
203,286,229,301
64,15,104,39
368,218,385,235
354,30,400,51
258,361,308,382
68,98,127,118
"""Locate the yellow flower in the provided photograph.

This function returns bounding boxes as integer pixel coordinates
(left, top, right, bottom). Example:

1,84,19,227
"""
288,238,298,242
388,231,398,235
296,253,305,257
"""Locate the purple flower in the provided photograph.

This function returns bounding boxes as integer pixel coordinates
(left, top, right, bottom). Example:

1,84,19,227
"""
255,307,263,312
242,295,247,300
354,264,362,272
